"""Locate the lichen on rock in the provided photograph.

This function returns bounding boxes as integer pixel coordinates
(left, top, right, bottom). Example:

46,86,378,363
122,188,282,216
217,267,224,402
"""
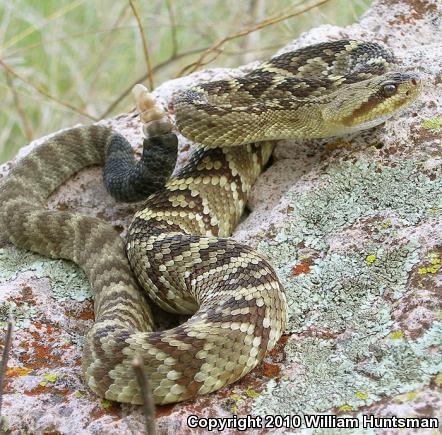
252,161,442,413
0,0,441,432
256,159,441,333
0,246,92,303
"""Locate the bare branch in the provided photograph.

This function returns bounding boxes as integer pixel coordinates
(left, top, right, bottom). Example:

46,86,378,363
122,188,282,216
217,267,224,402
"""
128,0,154,91
165,0,178,58
99,46,209,119
241,0,266,64
3,68,33,142
132,356,156,435
177,0,332,77
0,59,98,121
0,319,14,421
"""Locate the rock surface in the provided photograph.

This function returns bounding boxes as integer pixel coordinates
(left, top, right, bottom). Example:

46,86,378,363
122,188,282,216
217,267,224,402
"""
0,0,441,433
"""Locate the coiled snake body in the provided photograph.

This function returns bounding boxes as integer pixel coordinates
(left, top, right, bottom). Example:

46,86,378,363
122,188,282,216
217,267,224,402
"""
0,40,420,404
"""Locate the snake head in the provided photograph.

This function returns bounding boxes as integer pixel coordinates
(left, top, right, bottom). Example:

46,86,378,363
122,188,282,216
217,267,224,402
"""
322,71,422,135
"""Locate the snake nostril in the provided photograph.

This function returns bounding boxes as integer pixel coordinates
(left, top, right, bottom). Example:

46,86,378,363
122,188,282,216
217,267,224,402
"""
406,90,410,96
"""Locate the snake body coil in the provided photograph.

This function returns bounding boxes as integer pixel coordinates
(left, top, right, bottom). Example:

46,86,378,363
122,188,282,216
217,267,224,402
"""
0,40,420,404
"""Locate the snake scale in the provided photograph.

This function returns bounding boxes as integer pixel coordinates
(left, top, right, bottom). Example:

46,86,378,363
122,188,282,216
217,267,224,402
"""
0,40,420,405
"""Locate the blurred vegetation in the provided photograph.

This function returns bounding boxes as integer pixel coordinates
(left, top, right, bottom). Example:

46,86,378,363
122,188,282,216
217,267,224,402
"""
0,0,371,162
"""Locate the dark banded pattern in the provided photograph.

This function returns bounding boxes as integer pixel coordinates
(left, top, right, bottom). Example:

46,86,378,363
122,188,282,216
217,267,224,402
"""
0,124,285,405
0,40,421,406
174,40,420,146
123,140,286,404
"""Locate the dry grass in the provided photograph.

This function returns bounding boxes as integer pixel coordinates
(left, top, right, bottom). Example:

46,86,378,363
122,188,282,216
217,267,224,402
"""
0,0,371,162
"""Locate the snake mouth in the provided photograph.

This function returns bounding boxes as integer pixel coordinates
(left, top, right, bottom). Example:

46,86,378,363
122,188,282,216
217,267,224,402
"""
402,73,422,97
383,72,422,115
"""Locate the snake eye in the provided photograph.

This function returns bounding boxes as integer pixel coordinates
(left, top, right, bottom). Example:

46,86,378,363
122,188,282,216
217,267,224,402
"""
382,83,397,97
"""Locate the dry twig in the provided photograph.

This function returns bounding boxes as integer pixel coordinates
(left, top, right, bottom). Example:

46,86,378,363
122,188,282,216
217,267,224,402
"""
241,0,265,64
165,0,178,58
0,319,14,421
132,356,156,435
100,46,209,118
0,59,98,121
128,0,154,91
3,68,33,142
177,0,331,77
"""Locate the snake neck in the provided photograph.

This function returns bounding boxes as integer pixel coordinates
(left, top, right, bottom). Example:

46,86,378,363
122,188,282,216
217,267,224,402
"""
131,142,273,238
172,40,420,147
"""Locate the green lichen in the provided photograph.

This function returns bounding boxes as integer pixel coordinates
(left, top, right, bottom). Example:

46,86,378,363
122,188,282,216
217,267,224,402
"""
388,330,404,339
100,399,112,409
421,116,442,130
253,159,441,415
268,160,439,250
224,393,243,413
39,258,92,302
354,391,368,400
0,246,92,302
245,388,260,399
0,248,42,283
252,322,442,416
39,373,58,387
417,251,441,275
263,245,419,334
1,419,9,434
365,254,376,265
396,391,417,402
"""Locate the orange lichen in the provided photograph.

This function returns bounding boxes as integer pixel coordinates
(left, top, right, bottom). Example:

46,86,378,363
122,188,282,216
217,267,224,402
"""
291,261,310,276
262,362,280,378
278,335,289,346
76,309,95,321
24,384,69,397
19,321,74,370
6,367,32,377
65,307,95,321
269,334,289,357
23,385,49,396
155,403,176,417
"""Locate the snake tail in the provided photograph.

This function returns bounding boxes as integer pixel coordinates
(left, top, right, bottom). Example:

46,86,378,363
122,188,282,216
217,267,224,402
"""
0,124,286,404
0,125,175,402
104,133,177,202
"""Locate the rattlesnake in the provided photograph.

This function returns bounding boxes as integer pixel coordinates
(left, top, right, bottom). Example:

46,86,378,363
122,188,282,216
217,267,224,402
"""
0,40,420,405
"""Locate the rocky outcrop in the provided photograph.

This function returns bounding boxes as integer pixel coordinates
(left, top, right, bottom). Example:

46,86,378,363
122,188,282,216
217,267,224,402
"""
0,0,440,433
